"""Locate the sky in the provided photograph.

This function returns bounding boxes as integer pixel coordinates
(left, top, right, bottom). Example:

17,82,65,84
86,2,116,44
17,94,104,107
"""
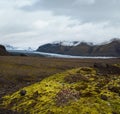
0,0,120,49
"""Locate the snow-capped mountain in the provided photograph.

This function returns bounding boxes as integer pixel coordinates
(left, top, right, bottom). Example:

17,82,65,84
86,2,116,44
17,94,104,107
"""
5,45,34,51
37,39,120,57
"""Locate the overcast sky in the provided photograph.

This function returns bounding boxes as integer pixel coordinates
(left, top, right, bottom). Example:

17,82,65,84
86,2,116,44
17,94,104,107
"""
0,0,120,49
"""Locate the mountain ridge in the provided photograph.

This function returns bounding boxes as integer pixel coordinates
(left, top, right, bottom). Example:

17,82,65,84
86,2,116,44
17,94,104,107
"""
37,39,120,57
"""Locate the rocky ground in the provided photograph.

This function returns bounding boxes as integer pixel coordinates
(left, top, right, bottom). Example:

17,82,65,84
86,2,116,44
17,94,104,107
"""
0,56,120,114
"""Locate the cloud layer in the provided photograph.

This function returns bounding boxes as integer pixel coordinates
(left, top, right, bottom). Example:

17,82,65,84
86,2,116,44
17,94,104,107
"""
0,0,120,49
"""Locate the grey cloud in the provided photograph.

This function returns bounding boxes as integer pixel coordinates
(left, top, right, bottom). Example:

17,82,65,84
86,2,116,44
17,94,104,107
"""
22,0,120,23
0,0,120,49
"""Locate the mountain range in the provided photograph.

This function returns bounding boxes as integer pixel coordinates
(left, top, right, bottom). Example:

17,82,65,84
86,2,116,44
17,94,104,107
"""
0,38,120,57
37,39,120,57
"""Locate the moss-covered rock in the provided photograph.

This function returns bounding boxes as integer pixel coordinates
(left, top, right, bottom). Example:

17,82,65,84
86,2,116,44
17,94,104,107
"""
0,67,120,114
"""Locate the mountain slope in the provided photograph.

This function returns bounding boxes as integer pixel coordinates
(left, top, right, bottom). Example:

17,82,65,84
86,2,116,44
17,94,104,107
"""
91,39,120,56
0,45,9,56
37,43,73,54
37,39,120,56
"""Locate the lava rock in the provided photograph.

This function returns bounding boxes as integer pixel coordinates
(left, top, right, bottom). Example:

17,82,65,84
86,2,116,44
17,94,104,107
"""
94,63,109,68
19,90,27,96
101,94,108,101
108,86,120,94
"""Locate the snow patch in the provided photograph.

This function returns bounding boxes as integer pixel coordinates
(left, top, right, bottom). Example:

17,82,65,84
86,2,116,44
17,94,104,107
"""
52,41,80,46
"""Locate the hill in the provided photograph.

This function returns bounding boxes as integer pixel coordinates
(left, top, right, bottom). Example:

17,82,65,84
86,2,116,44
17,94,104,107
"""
37,39,120,56
0,45,9,56
1,64,120,114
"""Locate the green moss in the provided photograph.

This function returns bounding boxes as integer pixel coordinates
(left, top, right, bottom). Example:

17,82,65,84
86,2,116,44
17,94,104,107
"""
114,64,120,68
0,67,120,114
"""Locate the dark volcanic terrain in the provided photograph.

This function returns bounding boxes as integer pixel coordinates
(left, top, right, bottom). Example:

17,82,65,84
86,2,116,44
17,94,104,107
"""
0,56,120,98
0,56,120,114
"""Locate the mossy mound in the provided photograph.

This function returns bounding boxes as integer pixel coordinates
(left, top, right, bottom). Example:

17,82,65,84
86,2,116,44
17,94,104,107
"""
0,67,120,114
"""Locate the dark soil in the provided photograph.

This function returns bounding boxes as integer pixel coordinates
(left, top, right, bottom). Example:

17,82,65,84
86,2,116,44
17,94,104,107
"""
0,109,22,114
94,63,120,75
